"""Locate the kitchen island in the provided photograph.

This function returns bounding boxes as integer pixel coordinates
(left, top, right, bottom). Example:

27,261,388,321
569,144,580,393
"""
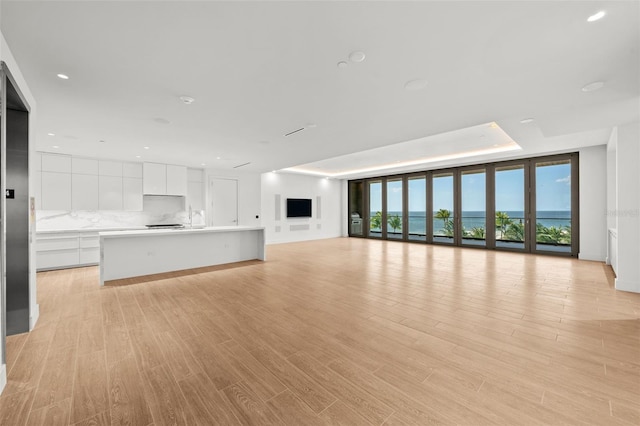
99,226,265,285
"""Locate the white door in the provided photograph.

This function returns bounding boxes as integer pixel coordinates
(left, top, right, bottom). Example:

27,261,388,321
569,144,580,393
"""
210,177,238,226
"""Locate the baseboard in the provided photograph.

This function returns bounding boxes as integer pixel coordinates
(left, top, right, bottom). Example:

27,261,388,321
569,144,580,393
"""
30,303,40,330
578,252,606,262
615,278,640,293
0,363,6,395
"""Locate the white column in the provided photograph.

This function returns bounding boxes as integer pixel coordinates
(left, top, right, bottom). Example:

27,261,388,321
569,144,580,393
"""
614,122,640,293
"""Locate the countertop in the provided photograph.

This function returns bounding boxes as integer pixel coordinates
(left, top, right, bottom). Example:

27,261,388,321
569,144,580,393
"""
37,226,147,234
99,225,265,239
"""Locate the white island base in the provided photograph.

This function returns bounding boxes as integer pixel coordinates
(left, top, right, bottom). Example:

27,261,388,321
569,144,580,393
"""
99,226,265,285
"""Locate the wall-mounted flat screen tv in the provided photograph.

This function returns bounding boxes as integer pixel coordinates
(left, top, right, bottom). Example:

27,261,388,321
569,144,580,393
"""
287,198,312,218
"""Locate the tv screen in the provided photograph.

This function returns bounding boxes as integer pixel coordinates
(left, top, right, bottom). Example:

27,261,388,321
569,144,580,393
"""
287,198,312,218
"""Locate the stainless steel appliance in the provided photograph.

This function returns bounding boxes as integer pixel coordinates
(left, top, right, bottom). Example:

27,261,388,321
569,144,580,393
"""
350,213,362,234
145,224,185,229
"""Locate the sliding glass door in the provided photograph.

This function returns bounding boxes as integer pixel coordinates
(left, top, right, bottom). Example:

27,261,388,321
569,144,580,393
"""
348,181,364,236
432,172,455,244
348,153,578,257
368,180,383,238
408,176,427,241
386,179,403,240
532,158,574,254
495,164,527,250
460,169,486,247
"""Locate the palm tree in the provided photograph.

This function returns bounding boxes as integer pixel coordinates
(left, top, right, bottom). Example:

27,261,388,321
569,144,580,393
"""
504,222,525,242
466,226,486,239
537,224,571,245
495,211,512,239
434,209,451,236
370,211,382,231
388,214,402,234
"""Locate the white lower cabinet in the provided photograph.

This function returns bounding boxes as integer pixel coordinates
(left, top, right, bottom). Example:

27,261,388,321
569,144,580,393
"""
36,231,102,270
36,234,80,270
80,234,100,264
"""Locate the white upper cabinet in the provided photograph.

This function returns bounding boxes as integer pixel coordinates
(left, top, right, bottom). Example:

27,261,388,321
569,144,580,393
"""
41,171,71,210
166,165,187,196
99,160,123,177
143,163,187,196
143,163,167,195
42,153,71,173
123,162,143,178
72,174,99,210
123,177,143,211
72,158,99,175
99,176,123,210
41,153,72,210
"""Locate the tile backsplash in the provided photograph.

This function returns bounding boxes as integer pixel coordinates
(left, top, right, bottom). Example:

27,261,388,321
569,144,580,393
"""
36,196,205,231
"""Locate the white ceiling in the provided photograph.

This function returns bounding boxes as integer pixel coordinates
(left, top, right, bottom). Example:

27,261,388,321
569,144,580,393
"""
1,1,638,176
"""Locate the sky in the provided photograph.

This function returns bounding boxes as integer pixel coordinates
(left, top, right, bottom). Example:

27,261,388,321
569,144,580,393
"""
368,162,571,213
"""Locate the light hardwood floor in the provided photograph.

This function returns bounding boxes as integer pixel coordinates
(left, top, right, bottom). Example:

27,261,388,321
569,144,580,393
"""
1,237,639,425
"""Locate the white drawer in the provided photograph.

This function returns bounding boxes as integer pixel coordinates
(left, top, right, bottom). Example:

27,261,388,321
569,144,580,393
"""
79,247,100,265
37,249,80,270
36,235,79,251
80,235,100,248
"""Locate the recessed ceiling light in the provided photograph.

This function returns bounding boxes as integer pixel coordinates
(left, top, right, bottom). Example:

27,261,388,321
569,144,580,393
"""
305,123,317,129
587,11,606,22
272,170,277,174
179,95,195,105
153,117,170,124
349,51,366,63
520,118,535,124
337,61,348,69
144,146,150,150
98,139,106,143
47,132,55,136
135,155,141,158
582,81,605,92
56,73,69,80
201,163,206,166
52,145,60,149
404,79,428,90
216,156,221,160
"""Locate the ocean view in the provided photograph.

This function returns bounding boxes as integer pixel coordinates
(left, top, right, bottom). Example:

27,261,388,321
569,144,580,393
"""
371,210,571,235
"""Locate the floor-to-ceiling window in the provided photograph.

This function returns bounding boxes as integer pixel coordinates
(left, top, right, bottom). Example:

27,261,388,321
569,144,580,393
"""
349,181,364,236
495,164,527,250
386,178,403,240
460,168,486,247
348,153,578,257
533,158,574,254
368,180,382,238
432,172,455,244
408,176,427,241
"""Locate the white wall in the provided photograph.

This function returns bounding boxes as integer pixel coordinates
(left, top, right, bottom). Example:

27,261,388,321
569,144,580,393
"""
612,122,640,293
578,145,607,261
205,168,261,228
1,28,38,393
606,129,618,270
261,172,343,244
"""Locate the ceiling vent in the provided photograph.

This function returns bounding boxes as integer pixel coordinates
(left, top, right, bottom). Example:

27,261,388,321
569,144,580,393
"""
284,127,305,137
233,162,251,169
